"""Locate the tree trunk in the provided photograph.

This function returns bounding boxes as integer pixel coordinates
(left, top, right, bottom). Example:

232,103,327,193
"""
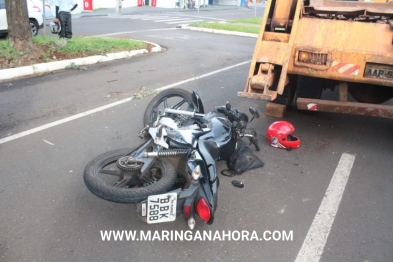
5,0,40,58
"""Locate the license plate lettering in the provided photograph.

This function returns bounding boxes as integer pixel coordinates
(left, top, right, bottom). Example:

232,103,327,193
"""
147,192,177,224
364,64,393,79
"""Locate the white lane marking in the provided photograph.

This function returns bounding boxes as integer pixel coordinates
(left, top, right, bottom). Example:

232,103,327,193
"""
93,28,179,37
167,20,202,24
156,60,250,91
175,15,226,21
153,18,192,22
0,60,250,145
43,139,54,145
295,153,356,262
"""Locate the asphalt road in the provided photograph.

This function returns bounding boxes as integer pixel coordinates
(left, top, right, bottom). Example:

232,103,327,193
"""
1,7,393,262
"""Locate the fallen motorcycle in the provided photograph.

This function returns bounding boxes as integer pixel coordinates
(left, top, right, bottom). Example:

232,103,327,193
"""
84,88,261,229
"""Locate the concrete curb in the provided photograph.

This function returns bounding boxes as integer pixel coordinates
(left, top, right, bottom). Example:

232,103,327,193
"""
0,41,162,81
181,25,258,38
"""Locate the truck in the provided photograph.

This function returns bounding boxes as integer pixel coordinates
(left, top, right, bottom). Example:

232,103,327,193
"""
238,0,393,119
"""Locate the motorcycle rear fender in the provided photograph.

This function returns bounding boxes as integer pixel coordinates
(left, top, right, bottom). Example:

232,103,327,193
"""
187,158,216,224
136,175,203,221
192,90,205,114
135,159,217,224
136,184,199,223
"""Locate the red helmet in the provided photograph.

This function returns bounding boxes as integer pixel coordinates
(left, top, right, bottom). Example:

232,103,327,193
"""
266,121,300,149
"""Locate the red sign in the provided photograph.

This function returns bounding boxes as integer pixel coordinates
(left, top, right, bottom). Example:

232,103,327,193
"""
83,0,93,11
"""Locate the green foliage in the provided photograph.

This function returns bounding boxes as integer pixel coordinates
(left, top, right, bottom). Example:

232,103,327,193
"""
228,17,262,24
32,35,146,55
189,17,262,34
0,36,147,69
0,39,23,61
93,8,107,12
190,22,260,34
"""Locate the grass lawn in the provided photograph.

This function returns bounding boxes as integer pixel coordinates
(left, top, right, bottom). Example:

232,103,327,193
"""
189,17,262,34
0,36,147,70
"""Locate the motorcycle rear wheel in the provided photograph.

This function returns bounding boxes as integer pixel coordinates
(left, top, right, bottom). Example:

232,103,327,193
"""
143,88,196,127
84,148,177,204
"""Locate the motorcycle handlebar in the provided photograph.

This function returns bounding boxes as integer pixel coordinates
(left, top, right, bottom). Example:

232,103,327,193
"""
215,106,242,124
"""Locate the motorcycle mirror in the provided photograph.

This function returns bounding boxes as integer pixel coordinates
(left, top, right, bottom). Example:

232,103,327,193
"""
225,101,231,111
249,107,260,118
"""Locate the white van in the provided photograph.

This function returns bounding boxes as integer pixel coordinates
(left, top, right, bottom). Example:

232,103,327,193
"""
0,0,44,36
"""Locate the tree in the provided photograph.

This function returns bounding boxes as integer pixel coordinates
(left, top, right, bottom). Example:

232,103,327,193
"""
5,0,40,58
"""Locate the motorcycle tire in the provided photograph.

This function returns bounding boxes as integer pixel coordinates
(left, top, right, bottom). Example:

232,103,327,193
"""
143,88,196,127
84,148,177,204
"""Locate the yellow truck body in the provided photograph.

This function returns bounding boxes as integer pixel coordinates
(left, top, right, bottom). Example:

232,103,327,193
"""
239,0,393,118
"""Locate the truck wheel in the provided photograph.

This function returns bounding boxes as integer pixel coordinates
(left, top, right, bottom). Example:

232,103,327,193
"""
348,83,393,104
296,76,322,99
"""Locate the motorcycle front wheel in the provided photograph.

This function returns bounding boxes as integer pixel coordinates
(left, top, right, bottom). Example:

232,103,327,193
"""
84,148,177,204
143,88,196,127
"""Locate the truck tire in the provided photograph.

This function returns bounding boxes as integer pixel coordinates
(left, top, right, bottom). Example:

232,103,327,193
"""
348,83,393,104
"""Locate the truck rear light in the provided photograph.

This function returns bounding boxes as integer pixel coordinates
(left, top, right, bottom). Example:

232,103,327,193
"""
195,198,211,223
183,205,191,219
298,51,328,65
294,48,331,70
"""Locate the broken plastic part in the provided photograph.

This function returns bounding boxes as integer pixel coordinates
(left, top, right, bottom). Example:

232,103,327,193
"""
232,180,244,188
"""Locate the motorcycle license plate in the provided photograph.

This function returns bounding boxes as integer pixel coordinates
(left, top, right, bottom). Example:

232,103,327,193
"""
146,192,177,224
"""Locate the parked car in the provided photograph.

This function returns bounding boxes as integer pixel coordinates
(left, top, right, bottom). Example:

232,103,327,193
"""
0,0,44,37
28,0,54,19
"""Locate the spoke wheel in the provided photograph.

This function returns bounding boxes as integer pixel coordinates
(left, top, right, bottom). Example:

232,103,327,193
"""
84,148,177,203
143,88,196,127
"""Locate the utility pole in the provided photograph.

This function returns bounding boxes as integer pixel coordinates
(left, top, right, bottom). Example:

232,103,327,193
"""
116,0,122,13
42,0,46,36
197,0,199,23
254,0,256,17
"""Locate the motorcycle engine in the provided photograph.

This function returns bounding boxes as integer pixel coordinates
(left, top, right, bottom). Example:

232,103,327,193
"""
158,117,179,129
